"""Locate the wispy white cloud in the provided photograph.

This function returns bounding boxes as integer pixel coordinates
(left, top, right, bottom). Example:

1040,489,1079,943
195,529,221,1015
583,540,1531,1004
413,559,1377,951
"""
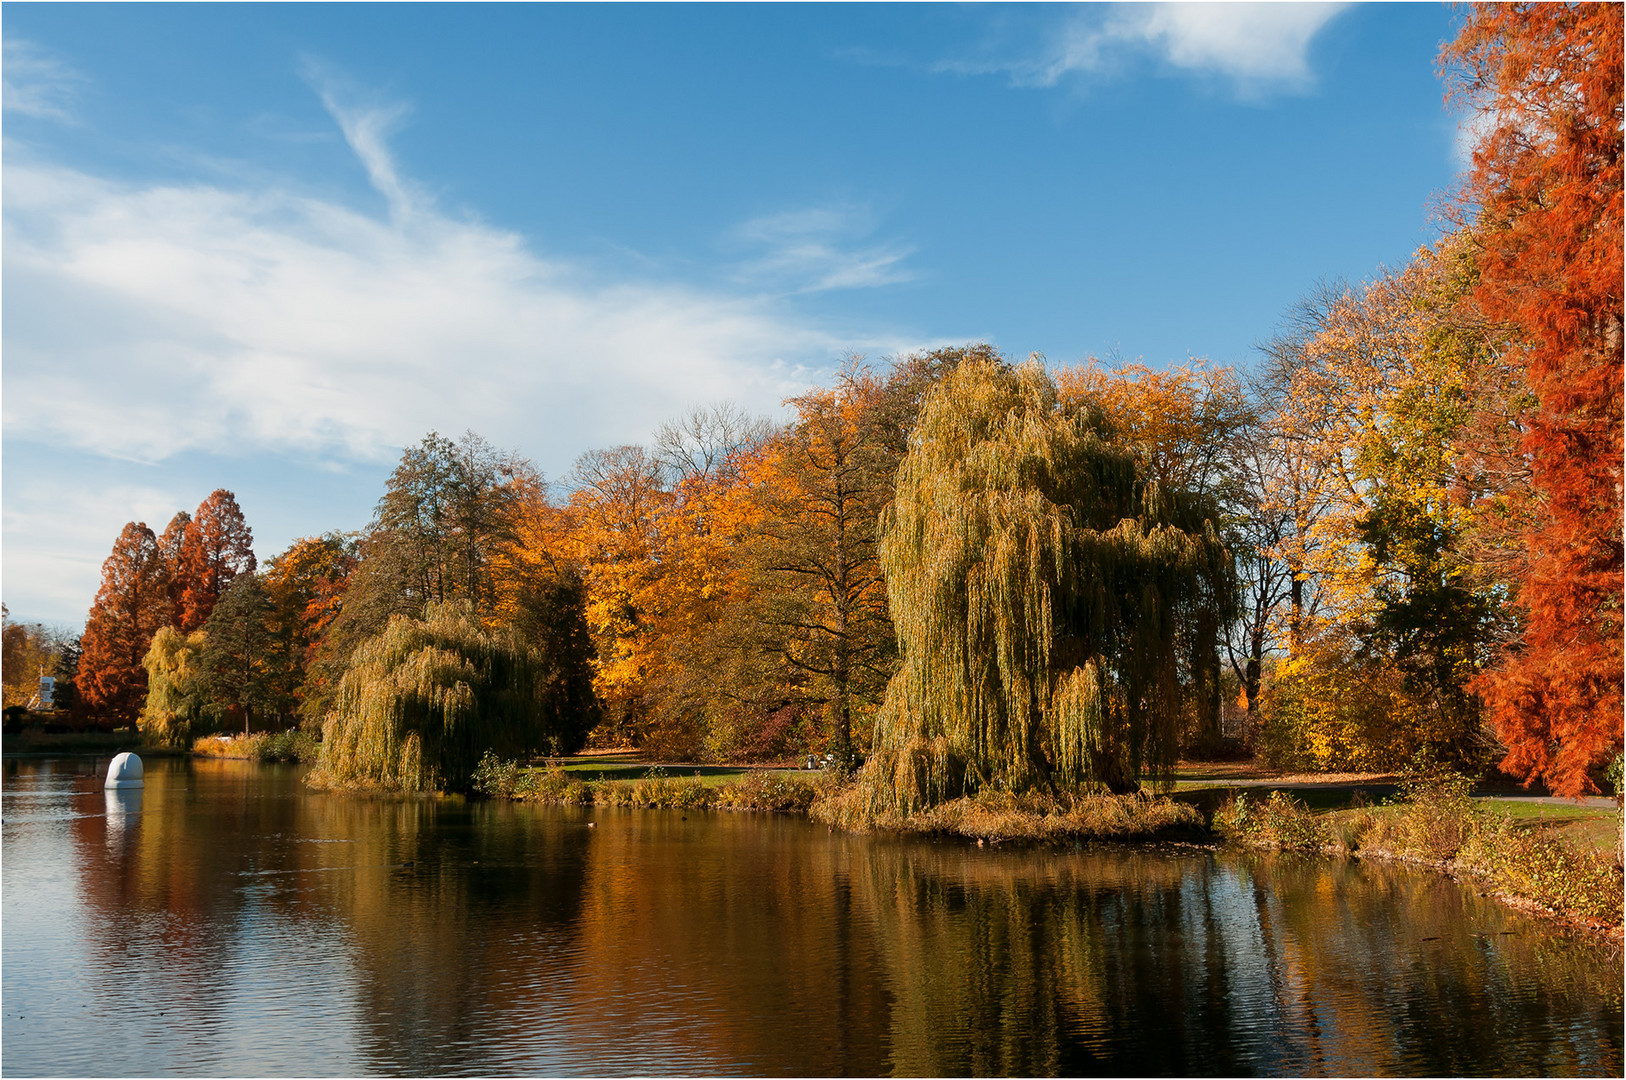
298,56,421,222
729,204,915,293
2,70,936,623
2,87,868,475
943,3,1351,97
2,38,86,121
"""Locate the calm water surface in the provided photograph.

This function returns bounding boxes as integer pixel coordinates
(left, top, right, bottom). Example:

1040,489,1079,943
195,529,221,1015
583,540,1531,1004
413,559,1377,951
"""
3,756,1620,1076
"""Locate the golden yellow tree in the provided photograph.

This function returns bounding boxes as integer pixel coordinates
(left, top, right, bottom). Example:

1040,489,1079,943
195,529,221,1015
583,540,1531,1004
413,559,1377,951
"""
560,444,673,747
2,611,63,710
641,436,777,759
652,352,981,764
732,365,900,763
1257,240,1518,769
1055,360,1250,499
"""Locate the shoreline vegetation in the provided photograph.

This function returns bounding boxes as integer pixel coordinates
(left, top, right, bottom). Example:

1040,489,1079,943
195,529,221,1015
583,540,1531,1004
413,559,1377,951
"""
442,750,1624,940
5,725,1618,939
189,729,319,762
1212,784,1624,939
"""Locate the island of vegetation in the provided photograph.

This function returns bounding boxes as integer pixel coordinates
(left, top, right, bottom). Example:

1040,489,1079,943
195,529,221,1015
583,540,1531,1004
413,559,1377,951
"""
4,5,1620,936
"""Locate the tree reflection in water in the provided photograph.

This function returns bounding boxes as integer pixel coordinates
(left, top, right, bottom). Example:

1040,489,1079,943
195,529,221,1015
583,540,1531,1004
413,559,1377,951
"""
14,757,1618,1077
852,841,1622,1076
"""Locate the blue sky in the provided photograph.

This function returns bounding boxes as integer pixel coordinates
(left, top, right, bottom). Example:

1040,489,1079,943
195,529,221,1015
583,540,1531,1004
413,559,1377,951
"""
3,2,1470,627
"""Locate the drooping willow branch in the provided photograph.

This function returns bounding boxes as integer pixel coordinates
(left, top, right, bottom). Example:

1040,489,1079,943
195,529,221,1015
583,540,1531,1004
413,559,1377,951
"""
851,359,1233,814
316,600,585,792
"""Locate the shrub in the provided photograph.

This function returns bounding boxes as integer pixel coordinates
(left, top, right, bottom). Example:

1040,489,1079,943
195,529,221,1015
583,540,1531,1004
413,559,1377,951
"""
192,732,259,758
1383,761,1477,859
470,751,526,798
1212,791,1333,851
1255,630,1487,773
257,728,318,763
524,765,593,804
472,758,595,803
717,770,826,813
622,768,719,809
193,729,318,763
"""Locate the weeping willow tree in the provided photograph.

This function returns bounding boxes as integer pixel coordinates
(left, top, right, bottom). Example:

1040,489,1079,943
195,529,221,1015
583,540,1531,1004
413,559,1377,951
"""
140,625,212,746
314,601,592,792
849,359,1233,815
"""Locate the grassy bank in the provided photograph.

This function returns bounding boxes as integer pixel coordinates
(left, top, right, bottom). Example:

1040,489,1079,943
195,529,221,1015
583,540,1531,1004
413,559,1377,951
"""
470,755,833,813
191,729,319,763
1,727,187,756
468,755,1203,840
812,784,1206,843
372,750,1626,936
472,754,1206,841
1213,778,1624,933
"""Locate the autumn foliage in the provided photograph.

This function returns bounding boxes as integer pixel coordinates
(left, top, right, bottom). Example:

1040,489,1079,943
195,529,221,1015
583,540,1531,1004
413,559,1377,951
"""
51,7,1620,802
79,522,170,725
81,490,259,732
178,489,257,630
1445,3,1624,795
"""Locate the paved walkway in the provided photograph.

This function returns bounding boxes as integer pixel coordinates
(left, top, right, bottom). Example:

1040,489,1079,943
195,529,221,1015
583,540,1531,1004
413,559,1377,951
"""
1473,792,1618,809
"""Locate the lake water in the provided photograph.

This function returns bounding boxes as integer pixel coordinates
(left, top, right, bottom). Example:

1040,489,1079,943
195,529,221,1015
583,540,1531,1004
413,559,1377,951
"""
3,755,1621,1077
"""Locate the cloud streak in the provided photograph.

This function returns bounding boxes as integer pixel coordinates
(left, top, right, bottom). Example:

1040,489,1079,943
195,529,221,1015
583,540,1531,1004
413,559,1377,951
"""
2,38,86,121
730,204,915,293
942,3,1352,97
299,57,421,222
2,67,935,623
2,86,875,476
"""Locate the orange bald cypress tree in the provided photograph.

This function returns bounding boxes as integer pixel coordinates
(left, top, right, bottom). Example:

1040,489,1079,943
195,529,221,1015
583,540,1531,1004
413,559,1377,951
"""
155,511,194,628
1444,3,1624,794
79,522,171,725
179,490,257,632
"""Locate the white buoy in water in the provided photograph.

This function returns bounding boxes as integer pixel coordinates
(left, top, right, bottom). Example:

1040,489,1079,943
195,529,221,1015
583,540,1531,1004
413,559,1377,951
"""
105,752,144,789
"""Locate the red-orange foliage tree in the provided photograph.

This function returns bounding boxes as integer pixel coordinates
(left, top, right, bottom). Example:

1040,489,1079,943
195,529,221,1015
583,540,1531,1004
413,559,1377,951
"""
178,490,257,631
1445,3,1624,795
155,511,193,628
79,522,171,725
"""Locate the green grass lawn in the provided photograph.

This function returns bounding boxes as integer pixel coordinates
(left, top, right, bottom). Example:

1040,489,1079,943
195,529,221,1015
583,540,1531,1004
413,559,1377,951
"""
530,753,811,787
1473,799,1622,856
1472,798,1616,821
1170,782,1399,815
1295,795,1621,859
